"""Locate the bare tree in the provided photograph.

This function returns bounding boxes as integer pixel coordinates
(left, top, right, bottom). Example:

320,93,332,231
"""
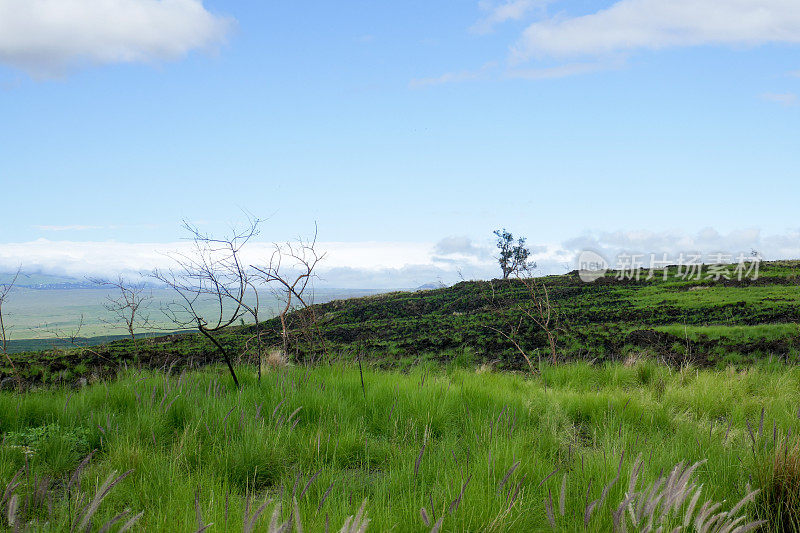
251,226,327,362
517,272,560,365
89,275,153,341
153,218,261,388
0,267,21,385
485,267,562,371
63,314,86,346
486,316,536,374
40,313,84,346
37,314,117,373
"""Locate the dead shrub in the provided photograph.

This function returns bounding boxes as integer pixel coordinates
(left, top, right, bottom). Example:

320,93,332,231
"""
262,349,288,371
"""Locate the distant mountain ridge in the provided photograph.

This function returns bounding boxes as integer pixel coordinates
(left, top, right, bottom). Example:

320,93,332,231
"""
415,282,446,291
0,271,158,290
0,271,90,289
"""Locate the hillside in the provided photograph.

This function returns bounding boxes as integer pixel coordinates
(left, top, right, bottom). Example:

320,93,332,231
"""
6,260,800,385
304,260,800,361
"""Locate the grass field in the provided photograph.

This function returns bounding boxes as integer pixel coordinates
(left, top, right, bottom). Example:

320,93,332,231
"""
2,360,799,531
3,262,800,531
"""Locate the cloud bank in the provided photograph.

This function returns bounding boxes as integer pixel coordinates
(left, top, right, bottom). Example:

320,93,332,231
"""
0,0,232,76
562,228,800,267
0,239,496,289
1,229,798,289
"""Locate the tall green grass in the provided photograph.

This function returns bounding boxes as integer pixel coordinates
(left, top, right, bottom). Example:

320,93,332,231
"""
2,361,799,531
655,323,800,343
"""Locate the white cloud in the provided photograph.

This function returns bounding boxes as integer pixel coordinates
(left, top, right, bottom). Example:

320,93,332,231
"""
319,242,435,270
429,0,800,83
433,236,490,259
409,70,482,88
506,59,620,79
409,61,496,88
471,0,543,34
0,0,232,77
513,0,800,61
33,225,103,231
761,92,798,105
410,53,612,87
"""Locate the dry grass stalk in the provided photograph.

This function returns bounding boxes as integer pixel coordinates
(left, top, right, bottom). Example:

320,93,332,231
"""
449,475,472,514
338,499,369,533
497,461,520,494
616,459,764,532
545,489,556,528
2,453,140,533
420,507,430,527
7,494,19,533
545,455,764,532
415,443,426,478
73,469,134,532
754,440,800,529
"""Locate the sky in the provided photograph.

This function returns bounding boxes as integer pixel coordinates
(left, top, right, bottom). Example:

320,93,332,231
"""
0,0,799,287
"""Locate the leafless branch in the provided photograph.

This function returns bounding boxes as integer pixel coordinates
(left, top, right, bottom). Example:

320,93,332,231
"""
0,266,21,388
152,216,262,388
251,224,328,362
486,319,536,374
89,275,153,341
516,270,561,365
40,314,116,365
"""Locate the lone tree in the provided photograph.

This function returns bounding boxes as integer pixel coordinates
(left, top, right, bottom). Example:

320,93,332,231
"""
493,228,534,279
89,275,153,341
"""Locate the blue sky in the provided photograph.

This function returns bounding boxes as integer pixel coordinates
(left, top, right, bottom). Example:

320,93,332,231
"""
0,0,799,286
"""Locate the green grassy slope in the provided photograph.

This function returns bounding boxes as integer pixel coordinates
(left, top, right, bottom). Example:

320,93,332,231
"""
5,261,800,385
271,259,800,365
